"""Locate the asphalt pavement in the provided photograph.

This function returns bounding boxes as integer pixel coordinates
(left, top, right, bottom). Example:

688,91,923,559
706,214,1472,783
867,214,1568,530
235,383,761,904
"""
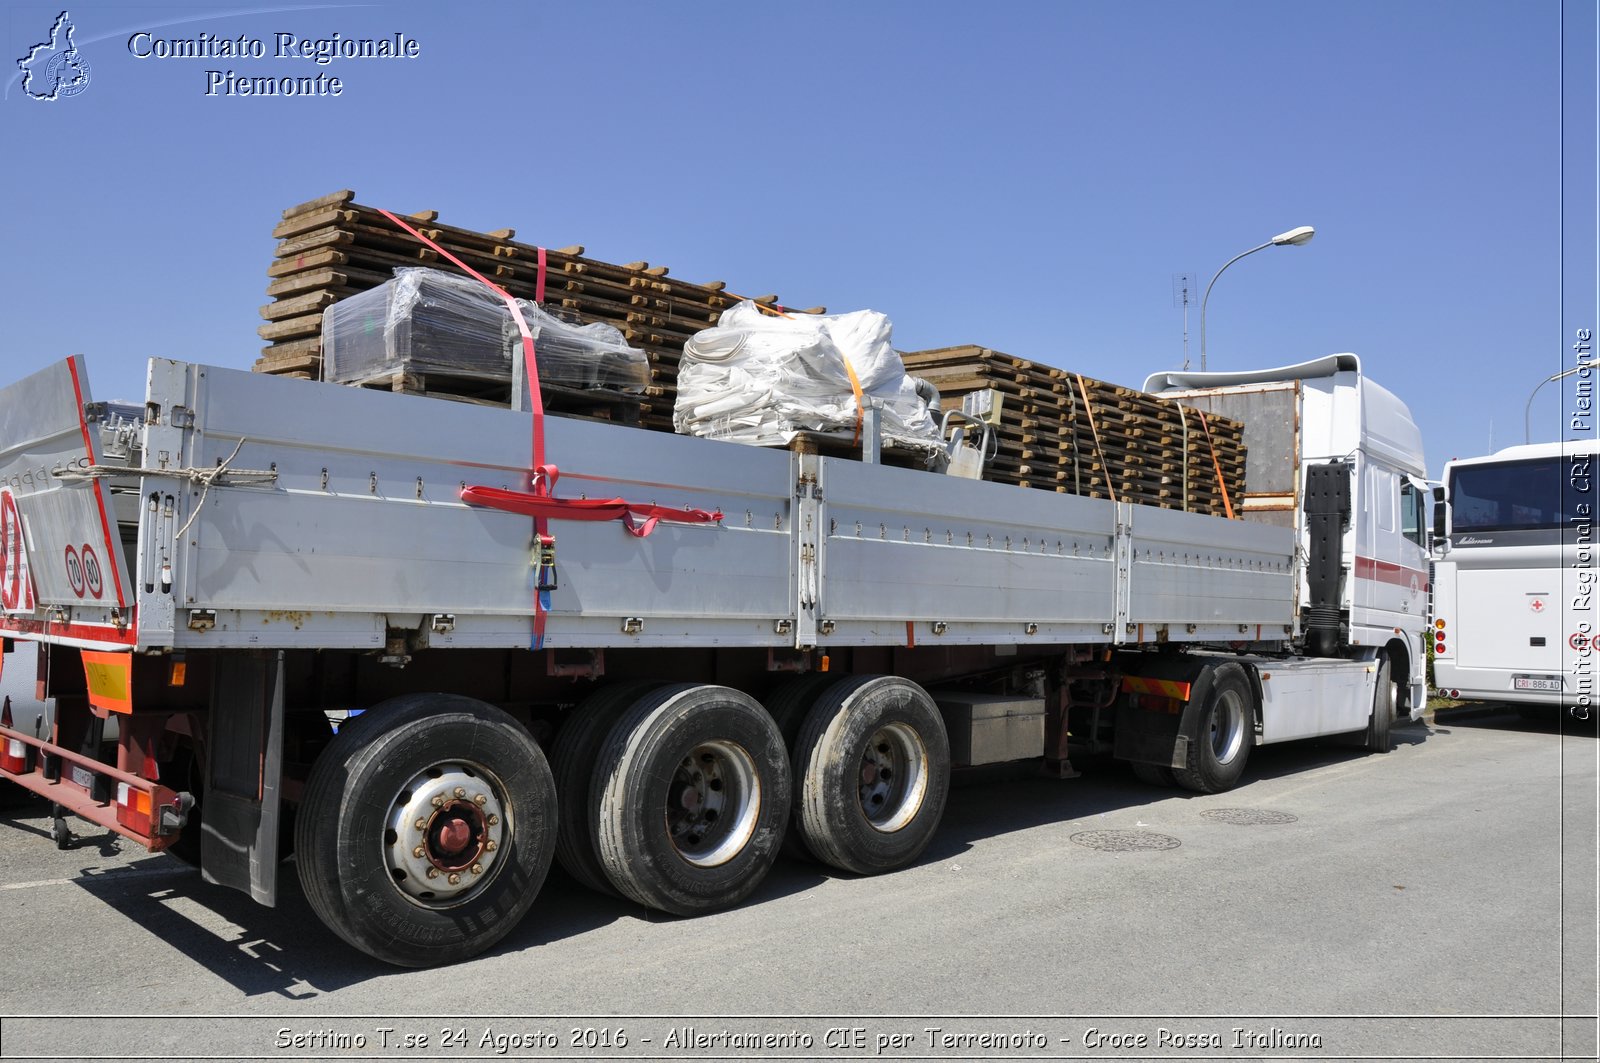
0,706,1594,1062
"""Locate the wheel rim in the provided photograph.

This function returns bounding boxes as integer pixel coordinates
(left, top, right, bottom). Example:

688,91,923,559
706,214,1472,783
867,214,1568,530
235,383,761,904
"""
1210,690,1247,764
386,763,507,907
666,740,761,867
857,722,929,833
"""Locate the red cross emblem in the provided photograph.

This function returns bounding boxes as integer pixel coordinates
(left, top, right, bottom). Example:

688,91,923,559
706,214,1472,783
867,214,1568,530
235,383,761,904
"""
1531,599,1545,613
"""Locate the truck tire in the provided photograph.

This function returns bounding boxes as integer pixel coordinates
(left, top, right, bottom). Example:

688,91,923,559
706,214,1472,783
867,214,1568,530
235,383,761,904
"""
763,672,847,860
593,684,789,916
295,693,557,968
1131,761,1177,788
1364,656,1393,753
792,675,951,875
549,681,656,894
1173,662,1254,794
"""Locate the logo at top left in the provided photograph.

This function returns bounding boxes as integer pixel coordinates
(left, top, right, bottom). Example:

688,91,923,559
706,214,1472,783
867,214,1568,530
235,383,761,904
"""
17,10,91,101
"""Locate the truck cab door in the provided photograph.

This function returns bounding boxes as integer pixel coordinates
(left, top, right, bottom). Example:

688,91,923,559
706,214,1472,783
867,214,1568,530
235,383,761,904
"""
1400,477,1431,619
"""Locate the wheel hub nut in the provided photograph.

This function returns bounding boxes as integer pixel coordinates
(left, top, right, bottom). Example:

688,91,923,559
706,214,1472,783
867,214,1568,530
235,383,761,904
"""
447,872,461,885
470,863,483,875
436,816,472,855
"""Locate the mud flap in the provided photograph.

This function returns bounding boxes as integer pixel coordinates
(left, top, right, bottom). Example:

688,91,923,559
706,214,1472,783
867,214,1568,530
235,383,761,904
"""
201,651,284,906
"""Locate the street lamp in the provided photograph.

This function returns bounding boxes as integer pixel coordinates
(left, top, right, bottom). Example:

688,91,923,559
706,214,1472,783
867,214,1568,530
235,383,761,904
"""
1524,366,1583,444
1198,225,1316,371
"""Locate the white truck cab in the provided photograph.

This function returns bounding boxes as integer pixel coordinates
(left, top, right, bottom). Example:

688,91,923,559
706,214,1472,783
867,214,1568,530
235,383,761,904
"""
1146,354,1432,715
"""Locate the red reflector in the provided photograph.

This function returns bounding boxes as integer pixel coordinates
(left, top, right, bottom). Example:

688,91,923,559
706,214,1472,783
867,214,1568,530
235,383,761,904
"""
1,738,27,775
1449,689,1460,699
1435,643,1446,654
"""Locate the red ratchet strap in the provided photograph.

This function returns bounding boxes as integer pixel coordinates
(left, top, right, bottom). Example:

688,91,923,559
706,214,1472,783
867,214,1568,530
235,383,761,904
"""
462,481,723,539
376,208,556,647
376,210,725,644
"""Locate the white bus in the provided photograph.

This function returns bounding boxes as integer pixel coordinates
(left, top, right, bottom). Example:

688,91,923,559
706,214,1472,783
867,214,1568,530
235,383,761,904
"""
1431,439,1597,714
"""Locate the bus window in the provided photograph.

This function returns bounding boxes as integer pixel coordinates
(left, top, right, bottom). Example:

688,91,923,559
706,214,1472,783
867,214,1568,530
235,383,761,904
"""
1449,457,1564,531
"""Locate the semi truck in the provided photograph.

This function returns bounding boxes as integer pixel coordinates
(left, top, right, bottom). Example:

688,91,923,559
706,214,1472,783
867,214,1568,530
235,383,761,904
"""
0,348,1427,967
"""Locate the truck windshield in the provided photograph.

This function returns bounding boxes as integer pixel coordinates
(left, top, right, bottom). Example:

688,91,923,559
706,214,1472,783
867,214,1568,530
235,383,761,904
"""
1448,457,1567,531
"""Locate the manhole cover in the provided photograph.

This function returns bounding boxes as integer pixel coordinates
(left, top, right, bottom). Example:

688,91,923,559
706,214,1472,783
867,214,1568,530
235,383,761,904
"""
1070,829,1181,852
1200,808,1299,825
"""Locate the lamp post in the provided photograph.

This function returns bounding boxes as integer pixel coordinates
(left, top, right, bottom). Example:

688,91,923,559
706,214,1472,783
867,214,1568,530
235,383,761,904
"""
1198,225,1315,371
1524,366,1583,444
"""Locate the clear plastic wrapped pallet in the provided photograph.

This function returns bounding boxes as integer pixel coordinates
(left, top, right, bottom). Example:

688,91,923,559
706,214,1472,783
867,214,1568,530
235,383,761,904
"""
674,301,941,451
322,267,648,392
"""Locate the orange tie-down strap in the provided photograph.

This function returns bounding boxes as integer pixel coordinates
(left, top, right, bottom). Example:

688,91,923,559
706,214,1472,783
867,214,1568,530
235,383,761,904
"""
747,301,864,444
462,475,722,539
1196,409,1236,520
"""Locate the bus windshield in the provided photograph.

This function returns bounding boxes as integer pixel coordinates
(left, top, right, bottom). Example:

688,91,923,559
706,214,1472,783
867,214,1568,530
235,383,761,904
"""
1448,457,1567,532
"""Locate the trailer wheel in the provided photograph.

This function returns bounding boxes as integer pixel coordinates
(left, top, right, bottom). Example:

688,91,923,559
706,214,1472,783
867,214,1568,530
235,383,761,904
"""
1364,656,1393,753
295,693,557,968
763,672,845,860
792,675,951,875
549,681,657,894
1173,663,1253,794
593,684,789,915
1131,761,1177,788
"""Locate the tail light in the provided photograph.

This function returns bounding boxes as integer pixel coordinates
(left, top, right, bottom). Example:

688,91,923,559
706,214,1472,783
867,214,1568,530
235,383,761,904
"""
115,782,153,834
114,753,160,835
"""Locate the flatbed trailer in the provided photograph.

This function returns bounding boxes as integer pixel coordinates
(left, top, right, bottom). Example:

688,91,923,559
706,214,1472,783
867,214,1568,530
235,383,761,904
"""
0,351,1424,966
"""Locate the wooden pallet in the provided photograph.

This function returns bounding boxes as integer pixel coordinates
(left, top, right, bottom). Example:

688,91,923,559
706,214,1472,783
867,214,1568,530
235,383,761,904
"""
255,191,821,434
352,370,643,423
902,346,1248,517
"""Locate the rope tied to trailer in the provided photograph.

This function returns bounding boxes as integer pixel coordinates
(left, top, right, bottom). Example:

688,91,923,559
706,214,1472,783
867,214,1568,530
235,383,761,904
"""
374,209,725,648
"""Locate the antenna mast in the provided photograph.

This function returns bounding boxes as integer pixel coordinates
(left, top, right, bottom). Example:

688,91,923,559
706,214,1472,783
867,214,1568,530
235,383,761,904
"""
1172,272,1196,370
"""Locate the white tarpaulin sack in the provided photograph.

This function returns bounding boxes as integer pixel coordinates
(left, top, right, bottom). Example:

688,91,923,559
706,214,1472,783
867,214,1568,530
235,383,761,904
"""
674,300,940,450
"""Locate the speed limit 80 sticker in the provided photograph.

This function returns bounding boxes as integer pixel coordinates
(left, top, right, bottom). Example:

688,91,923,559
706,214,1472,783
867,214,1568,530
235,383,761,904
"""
61,543,104,600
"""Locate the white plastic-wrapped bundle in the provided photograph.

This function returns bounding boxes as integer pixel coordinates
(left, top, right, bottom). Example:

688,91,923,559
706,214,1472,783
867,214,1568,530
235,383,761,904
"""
674,301,940,450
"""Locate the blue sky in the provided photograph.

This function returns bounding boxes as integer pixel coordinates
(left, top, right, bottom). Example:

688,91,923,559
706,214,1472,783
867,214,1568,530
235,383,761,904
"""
1,0,1593,476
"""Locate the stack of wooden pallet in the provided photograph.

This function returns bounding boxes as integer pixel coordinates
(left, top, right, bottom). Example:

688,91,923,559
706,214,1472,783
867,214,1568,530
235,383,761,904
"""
255,190,816,430
901,346,1247,516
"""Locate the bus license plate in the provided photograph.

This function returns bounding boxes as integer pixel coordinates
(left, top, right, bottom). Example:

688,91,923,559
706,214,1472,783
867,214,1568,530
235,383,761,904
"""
1514,675,1563,692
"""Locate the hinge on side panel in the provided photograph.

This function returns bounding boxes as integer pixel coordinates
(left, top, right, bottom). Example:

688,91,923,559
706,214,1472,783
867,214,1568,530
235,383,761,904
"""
430,613,455,633
187,609,215,632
